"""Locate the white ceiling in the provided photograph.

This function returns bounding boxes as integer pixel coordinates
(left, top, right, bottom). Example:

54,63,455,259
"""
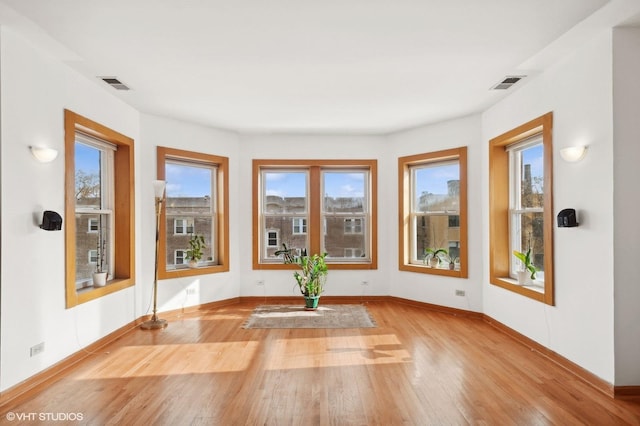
1,0,639,134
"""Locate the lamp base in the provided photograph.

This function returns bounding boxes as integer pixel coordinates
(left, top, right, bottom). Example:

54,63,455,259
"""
140,318,168,330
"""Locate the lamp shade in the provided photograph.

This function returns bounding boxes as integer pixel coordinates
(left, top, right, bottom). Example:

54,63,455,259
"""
30,146,59,163
153,180,166,199
559,146,587,162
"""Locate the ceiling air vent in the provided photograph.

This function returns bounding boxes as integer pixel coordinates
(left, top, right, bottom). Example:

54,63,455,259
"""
491,75,525,90
99,76,131,91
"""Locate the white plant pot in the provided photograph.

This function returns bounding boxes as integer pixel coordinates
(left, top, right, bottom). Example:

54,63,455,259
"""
429,257,439,268
517,270,529,285
93,272,108,287
188,259,198,268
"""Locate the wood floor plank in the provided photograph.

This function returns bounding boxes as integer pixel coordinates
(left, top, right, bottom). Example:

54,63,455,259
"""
1,301,639,425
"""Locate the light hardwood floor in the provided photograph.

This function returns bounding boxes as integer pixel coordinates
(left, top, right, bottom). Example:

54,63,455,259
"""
2,300,639,425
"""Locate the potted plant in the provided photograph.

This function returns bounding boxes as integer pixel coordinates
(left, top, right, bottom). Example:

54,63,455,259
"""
445,255,459,270
276,243,328,310
513,248,538,285
424,248,448,268
93,236,108,287
187,234,206,268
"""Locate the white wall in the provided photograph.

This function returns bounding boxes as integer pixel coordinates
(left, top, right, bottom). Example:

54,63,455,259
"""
387,115,484,312
2,18,637,393
612,26,640,386
0,27,141,391
138,114,241,313
482,31,616,382
237,133,389,298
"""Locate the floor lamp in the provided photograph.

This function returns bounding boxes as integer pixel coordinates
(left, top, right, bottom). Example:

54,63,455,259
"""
141,180,168,330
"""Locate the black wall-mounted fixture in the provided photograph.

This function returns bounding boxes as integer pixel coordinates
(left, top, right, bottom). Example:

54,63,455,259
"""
40,210,63,231
557,208,578,227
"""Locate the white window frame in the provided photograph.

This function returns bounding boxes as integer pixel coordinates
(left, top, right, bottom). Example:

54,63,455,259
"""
260,169,309,261
174,218,195,235
74,135,116,286
343,218,363,234
88,249,98,264
409,159,459,266
88,218,99,233
320,169,370,263
175,249,187,265
165,159,218,268
344,248,363,258
292,218,307,235
507,136,544,282
266,229,279,248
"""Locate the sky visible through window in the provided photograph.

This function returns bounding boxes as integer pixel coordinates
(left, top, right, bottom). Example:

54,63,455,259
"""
522,144,544,193
76,143,99,174
166,163,212,197
264,171,365,198
79,147,541,199
415,162,459,196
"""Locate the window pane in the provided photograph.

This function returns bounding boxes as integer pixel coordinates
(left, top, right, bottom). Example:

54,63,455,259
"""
263,172,307,214
75,213,110,288
75,142,102,209
519,144,544,209
266,230,279,247
263,215,308,259
165,162,215,270
413,163,460,213
292,218,307,234
321,171,368,261
324,217,366,259
511,211,545,275
322,171,366,213
412,215,460,264
175,250,186,265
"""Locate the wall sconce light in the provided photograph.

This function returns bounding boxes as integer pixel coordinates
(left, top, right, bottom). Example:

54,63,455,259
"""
30,146,59,163
559,146,587,162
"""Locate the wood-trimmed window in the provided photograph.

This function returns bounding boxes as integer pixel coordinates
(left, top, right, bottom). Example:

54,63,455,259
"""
157,146,229,278
253,160,378,270
489,112,554,305
64,109,135,308
398,147,468,278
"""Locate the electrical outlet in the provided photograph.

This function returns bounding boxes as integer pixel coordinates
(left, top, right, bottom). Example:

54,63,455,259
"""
455,290,465,297
30,342,45,357
361,280,369,286
256,280,265,286
186,288,197,295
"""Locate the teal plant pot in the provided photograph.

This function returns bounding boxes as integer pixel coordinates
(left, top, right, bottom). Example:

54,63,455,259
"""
304,296,320,310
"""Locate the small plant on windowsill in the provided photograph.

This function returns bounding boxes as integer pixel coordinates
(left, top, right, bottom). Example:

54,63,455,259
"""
513,247,538,285
424,248,448,268
187,234,206,268
93,236,108,287
444,254,459,270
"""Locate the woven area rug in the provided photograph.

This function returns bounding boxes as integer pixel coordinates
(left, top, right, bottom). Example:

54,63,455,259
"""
242,304,376,329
